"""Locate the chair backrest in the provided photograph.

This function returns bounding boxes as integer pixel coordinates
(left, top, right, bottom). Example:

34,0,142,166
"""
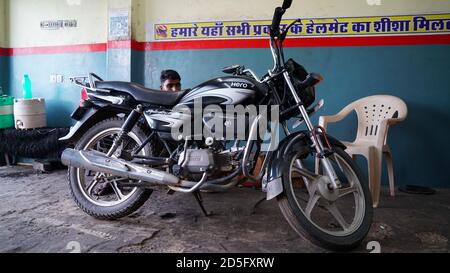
346,95,408,144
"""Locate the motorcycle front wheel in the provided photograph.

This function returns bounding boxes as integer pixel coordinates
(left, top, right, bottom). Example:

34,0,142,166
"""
277,146,373,251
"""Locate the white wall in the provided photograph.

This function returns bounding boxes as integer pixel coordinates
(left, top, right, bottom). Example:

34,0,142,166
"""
7,0,108,48
0,0,6,47
143,0,450,22
3,0,450,46
135,0,450,41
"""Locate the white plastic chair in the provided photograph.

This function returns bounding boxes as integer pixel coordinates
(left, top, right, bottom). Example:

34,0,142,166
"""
319,95,408,208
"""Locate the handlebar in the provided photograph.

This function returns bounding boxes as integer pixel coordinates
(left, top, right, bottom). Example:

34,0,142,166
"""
270,7,284,37
269,1,295,74
270,0,293,38
280,19,301,41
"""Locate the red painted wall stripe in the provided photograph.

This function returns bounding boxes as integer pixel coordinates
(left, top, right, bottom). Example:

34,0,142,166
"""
283,34,450,47
1,34,449,55
107,40,147,51
0,47,9,56
5,43,106,56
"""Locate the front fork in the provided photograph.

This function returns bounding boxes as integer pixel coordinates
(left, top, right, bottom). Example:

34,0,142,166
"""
282,72,341,190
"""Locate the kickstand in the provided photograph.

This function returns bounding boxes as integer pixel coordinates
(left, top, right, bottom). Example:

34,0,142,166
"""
251,197,267,215
193,191,209,217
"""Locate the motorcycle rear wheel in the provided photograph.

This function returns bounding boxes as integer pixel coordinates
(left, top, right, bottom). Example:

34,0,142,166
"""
277,146,373,251
68,117,155,220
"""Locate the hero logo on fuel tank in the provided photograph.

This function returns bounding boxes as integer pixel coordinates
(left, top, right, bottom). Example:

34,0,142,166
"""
230,82,249,89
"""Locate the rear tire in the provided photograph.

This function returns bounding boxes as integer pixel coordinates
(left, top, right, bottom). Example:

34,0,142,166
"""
277,146,373,251
68,117,155,220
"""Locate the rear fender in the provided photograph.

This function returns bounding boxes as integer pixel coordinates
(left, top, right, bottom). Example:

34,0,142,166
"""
59,105,131,143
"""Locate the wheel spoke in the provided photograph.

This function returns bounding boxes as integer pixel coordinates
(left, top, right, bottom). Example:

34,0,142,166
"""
292,167,304,173
333,154,345,172
86,178,100,195
111,181,125,200
86,172,107,195
327,203,350,231
96,141,102,152
305,194,321,219
292,166,313,195
338,186,357,198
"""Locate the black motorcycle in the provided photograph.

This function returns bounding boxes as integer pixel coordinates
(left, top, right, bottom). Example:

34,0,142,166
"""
60,0,373,251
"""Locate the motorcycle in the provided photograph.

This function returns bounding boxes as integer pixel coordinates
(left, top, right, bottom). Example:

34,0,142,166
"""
60,0,373,251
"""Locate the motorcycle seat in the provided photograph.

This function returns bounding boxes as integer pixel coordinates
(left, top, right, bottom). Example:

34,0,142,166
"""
95,81,188,107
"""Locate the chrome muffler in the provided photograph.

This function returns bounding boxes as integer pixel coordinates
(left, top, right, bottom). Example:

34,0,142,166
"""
61,148,180,186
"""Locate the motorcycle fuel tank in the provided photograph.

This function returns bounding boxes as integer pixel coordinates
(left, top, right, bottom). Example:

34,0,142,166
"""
144,76,267,138
178,76,266,106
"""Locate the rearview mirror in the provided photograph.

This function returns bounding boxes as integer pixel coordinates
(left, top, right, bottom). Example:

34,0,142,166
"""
282,0,292,10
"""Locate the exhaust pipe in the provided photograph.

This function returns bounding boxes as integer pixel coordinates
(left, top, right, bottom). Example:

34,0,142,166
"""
61,148,180,186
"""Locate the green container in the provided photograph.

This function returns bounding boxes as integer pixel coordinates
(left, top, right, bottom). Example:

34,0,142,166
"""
0,96,14,129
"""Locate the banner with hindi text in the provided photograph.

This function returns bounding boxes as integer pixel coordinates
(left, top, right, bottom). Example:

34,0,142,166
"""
154,14,450,41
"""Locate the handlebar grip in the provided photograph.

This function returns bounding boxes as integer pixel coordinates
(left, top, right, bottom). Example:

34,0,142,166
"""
282,0,293,10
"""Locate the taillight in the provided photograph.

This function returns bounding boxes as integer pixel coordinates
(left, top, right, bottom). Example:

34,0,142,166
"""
80,88,89,106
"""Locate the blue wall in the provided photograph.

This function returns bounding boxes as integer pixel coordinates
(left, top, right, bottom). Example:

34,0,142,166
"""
107,48,130,82
131,50,145,85
0,55,8,95
107,49,145,84
8,52,106,127
143,45,450,188
4,44,450,187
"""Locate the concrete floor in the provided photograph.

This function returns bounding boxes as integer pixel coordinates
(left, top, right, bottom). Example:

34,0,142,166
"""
0,165,448,253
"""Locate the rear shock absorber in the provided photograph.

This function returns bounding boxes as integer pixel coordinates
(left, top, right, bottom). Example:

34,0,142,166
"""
107,105,144,157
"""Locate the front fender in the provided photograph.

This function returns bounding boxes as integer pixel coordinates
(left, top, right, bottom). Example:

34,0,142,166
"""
265,131,347,200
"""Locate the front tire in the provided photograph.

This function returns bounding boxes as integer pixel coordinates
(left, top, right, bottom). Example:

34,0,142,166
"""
277,146,373,251
68,117,155,220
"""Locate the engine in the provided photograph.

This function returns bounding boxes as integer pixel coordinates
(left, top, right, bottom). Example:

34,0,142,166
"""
178,149,214,173
175,147,237,176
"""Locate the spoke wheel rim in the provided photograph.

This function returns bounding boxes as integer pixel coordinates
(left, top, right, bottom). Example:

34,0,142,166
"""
288,154,366,237
76,128,144,207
